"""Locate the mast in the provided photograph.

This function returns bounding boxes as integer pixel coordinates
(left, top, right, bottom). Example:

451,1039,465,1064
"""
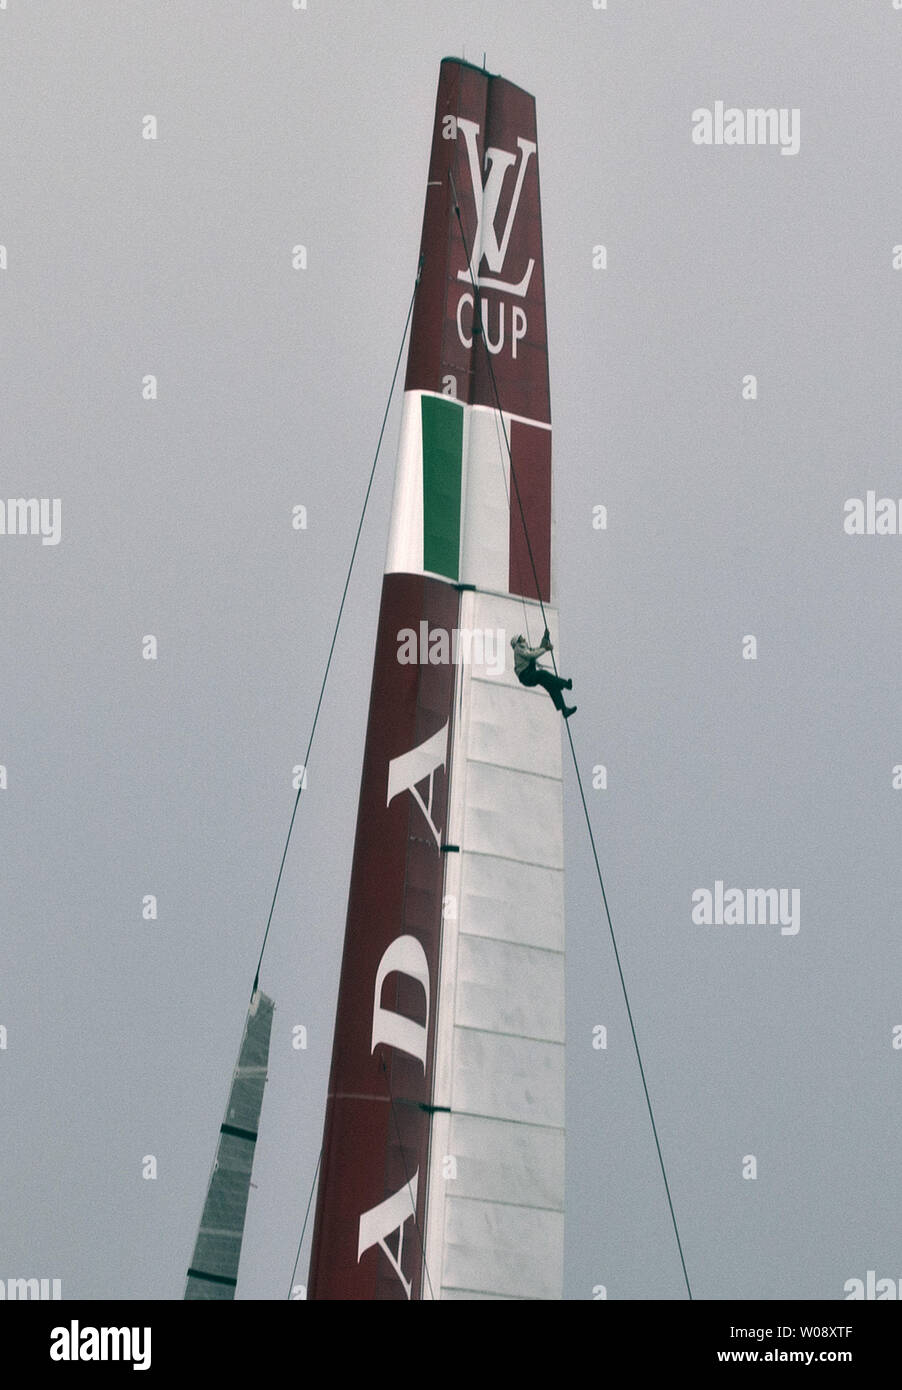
308,58,564,1300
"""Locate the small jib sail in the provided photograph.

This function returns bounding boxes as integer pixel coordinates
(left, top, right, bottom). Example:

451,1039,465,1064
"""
184,989,275,1299
308,58,564,1301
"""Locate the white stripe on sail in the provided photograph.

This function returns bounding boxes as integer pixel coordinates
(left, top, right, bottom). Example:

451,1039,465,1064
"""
384,391,425,575
460,407,509,593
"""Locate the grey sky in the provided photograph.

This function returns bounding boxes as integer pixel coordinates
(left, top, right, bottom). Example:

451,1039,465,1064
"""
1,0,900,1300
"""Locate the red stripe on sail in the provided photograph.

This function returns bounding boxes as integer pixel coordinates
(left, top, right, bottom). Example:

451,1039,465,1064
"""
307,573,459,1301
508,419,552,603
405,61,486,400
471,76,550,423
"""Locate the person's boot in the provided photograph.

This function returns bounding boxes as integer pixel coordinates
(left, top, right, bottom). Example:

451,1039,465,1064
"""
563,704,577,718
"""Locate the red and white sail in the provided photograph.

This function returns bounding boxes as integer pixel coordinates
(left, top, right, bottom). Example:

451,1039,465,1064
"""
308,58,564,1301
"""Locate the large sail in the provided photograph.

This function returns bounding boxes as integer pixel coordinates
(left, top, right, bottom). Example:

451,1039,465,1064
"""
308,59,564,1300
185,989,275,1299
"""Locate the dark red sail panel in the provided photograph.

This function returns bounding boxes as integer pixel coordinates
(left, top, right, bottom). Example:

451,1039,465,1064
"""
406,59,551,425
307,573,459,1300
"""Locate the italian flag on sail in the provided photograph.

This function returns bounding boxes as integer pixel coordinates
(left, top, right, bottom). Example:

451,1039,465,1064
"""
386,390,551,603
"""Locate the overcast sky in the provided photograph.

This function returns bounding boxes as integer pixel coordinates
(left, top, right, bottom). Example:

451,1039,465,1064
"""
1,0,901,1301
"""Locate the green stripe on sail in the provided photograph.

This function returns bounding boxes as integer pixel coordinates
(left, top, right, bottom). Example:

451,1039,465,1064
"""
421,394,462,580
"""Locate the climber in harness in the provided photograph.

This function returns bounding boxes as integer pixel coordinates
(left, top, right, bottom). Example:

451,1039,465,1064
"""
511,629,576,718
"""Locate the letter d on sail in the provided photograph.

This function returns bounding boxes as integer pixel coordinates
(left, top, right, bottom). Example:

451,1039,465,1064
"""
371,934,430,1066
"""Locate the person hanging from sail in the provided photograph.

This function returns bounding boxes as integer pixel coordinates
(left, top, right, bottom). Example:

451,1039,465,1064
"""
510,628,576,718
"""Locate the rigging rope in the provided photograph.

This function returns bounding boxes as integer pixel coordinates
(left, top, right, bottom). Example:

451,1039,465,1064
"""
245,260,422,1296
285,1145,322,1300
451,179,694,1301
253,256,422,996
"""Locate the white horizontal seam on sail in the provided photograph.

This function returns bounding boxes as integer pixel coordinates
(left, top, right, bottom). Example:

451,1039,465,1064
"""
407,386,551,434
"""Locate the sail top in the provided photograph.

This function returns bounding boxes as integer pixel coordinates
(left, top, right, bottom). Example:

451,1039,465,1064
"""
385,60,553,607
406,59,550,426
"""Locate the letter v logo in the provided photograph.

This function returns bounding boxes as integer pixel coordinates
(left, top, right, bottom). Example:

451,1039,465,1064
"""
455,117,536,297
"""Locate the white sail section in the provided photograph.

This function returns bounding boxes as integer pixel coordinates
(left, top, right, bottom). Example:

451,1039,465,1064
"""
185,989,274,1300
424,591,565,1299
